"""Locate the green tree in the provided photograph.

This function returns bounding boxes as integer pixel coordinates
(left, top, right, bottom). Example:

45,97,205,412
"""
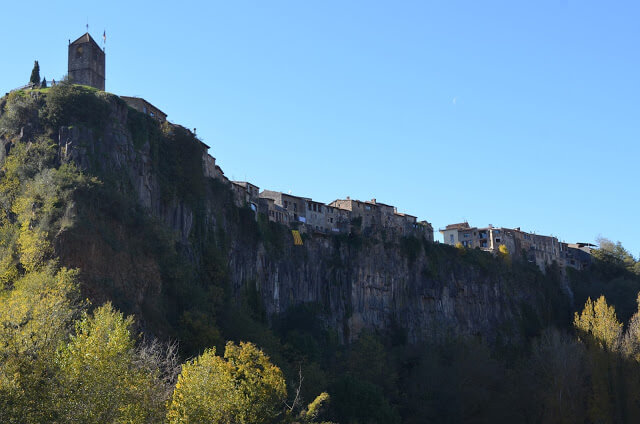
41,77,47,88
167,341,287,424
593,238,638,275
29,61,40,86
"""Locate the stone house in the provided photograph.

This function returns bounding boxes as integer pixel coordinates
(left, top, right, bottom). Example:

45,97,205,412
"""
417,221,435,242
324,204,351,233
560,242,595,270
214,165,229,184
509,228,560,271
203,154,216,179
392,213,434,240
329,197,382,229
232,181,260,212
259,197,290,225
331,197,433,239
369,199,396,227
305,199,330,233
259,190,309,225
121,96,168,122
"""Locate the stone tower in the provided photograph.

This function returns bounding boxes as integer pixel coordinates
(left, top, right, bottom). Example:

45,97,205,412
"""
67,32,105,90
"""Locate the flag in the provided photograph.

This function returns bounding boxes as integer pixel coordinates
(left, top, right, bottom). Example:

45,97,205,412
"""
103,30,106,43
291,230,303,246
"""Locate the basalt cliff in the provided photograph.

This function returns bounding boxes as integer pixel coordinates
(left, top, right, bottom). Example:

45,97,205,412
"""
0,87,569,351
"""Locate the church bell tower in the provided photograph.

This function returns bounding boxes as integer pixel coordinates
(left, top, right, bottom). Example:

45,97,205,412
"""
67,32,105,90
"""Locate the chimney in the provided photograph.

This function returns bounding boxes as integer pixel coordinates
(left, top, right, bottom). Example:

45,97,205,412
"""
346,196,350,200
371,198,376,204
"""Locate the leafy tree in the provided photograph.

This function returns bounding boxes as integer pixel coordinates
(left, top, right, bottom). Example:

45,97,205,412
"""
0,266,80,423
289,392,334,424
574,296,626,422
29,61,40,86
574,296,622,352
55,303,166,423
593,238,638,277
498,244,512,266
0,90,43,138
167,341,287,424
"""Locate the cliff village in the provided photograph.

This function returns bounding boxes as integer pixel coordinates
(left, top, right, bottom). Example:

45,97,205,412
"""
18,31,595,275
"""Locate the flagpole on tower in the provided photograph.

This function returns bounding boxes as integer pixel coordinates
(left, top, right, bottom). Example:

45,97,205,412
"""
103,30,106,52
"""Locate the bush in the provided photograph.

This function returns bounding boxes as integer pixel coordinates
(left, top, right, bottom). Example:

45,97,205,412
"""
41,81,110,130
0,90,44,138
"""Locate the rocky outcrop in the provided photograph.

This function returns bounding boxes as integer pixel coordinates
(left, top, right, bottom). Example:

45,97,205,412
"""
53,99,563,344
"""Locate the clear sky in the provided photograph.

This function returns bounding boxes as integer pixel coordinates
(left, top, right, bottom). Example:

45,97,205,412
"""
1,1,639,256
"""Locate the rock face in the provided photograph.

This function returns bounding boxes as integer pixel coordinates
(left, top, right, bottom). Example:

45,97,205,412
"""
54,98,562,344
227,235,544,344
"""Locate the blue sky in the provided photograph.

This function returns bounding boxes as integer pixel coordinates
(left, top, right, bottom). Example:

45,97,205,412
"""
1,1,639,256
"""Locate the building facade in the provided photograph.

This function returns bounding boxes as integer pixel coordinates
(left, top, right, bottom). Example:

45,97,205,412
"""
232,181,260,212
440,221,591,272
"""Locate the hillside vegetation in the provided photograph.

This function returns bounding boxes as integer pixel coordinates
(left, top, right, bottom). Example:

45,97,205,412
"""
1,83,640,422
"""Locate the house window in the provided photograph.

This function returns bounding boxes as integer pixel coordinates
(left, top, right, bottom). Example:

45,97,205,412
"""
495,238,501,243
318,206,322,213
450,234,454,243
308,202,311,210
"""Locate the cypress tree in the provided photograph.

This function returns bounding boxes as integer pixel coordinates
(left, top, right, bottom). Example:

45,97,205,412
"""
41,77,47,88
29,60,40,86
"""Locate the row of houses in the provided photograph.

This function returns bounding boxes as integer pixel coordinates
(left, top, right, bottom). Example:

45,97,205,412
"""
200,150,591,271
440,222,594,271
201,159,434,240
254,189,433,239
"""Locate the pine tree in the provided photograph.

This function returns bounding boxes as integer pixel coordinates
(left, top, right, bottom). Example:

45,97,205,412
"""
41,77,47,88
29,60,40,86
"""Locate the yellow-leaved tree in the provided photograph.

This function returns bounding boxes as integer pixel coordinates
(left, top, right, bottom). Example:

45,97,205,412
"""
167,341,287,424
0,266,80,423
574,295,622,352
574,296,624,423
55,303,166,424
